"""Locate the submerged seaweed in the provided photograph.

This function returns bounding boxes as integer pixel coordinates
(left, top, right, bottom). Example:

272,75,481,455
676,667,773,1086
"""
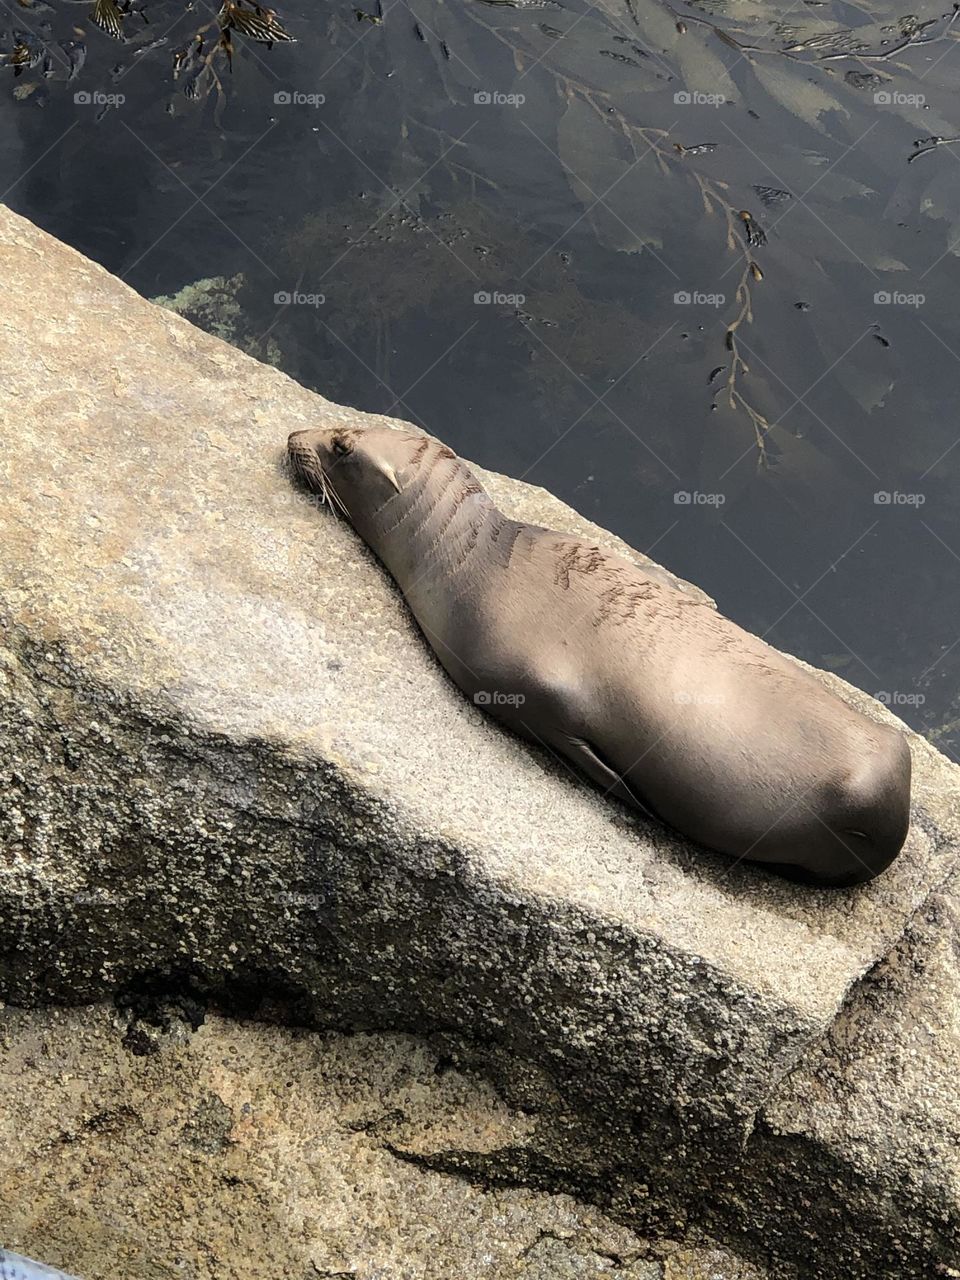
0,0,295,107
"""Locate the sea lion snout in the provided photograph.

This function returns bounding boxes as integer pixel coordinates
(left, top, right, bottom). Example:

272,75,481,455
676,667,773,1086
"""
287,426,422,527
286,428,350,517
287,428,353,481
286,428,320,470
287,427,337,460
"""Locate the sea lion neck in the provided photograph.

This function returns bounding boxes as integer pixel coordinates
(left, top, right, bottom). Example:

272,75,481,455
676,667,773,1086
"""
360,441,504,597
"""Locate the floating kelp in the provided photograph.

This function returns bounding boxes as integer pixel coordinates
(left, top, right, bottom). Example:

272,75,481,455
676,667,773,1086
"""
441,0,960,474
89,0,127,40
599,48,645,66
674,141,719,155
816,6,957,59
0,0,294,105
753,184,791,207
472,0,562,8
218,0,294,45
11,78,45,99
3,30,48,75
844,68,886,90
172,0,295,103
59,36,86,79
908,134,960,163
739,210,766,248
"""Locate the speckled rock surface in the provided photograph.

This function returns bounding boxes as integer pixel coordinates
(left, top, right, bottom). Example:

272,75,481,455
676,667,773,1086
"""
0,1004,764,1280
434,881,960,1279
0,202,958,1130
754,867,960,1277
1,204,960,1280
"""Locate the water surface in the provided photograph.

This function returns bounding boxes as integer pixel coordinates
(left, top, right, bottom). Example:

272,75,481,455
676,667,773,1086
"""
2,0,959,753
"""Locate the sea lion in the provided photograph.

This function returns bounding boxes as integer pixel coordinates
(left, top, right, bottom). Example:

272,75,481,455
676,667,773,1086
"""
288,424,911,886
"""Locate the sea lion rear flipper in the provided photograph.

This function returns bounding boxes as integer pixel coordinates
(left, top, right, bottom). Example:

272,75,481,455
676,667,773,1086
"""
564,736,659,821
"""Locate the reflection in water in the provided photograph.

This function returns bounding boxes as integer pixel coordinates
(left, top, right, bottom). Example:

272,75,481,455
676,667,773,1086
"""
2,0,959,754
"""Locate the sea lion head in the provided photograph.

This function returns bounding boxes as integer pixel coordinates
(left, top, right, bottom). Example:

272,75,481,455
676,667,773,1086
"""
288,425,428,531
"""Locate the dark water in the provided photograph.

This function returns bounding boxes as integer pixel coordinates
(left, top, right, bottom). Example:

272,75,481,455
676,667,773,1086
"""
2,0,959,755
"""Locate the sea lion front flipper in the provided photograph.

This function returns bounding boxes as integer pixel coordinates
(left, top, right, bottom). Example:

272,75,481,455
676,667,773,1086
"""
563,736,659,821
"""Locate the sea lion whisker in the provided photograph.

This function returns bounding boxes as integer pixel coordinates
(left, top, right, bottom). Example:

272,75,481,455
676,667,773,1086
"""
288,441,350,521
319,467,350,521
